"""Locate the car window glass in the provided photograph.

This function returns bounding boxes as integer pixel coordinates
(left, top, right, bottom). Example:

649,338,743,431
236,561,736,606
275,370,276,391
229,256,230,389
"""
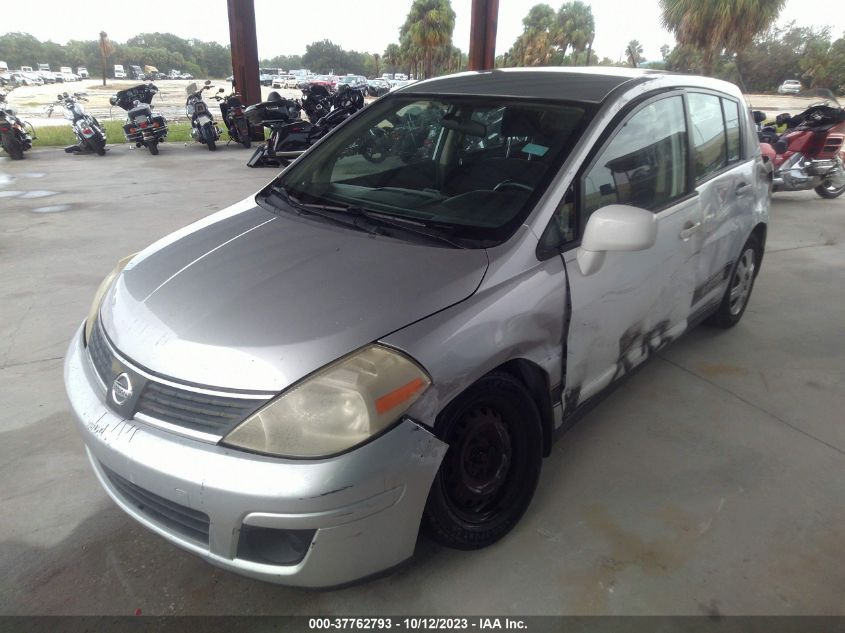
582,95,688,220
688,93,727,180
278,97,589,244
722,98,741,162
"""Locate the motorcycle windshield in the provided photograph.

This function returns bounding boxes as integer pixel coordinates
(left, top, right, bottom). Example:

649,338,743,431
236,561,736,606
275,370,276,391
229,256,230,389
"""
794,89,841,109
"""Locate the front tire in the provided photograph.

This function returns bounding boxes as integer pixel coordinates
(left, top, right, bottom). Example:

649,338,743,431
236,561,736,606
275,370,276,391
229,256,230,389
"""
423,372,543,550
706,235,760,328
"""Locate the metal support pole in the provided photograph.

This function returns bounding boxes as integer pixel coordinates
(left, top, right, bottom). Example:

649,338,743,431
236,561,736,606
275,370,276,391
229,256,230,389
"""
468,0,499,71
227,0,264,140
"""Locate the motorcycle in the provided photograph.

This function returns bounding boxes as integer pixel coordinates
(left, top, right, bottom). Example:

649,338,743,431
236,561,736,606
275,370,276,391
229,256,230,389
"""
754,89,845,199
110,84,168,155
245,85,364,168
212,87,253,148
359,104,443,164
185,81,222,151
48,91,107,155
0,86,35,160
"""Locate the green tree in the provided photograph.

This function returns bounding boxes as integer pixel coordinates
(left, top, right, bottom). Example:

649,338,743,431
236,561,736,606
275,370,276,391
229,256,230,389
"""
555,0,595,61
404,0,456,78
626,40,644,67
660,0,786,76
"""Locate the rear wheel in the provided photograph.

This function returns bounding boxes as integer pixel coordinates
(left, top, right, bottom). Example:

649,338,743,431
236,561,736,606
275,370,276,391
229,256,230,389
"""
706,235,760,328
148,139,159,155
2,136,24,160
816,160,845,198
93,136,106,156
423,372,543,550
203,123,217,151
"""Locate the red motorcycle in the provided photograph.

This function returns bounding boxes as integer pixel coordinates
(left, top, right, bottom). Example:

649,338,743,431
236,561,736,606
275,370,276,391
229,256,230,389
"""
754,89,845,199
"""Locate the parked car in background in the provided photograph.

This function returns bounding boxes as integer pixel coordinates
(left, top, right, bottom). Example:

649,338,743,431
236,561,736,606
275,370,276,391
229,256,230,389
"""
337,74,367,94
778,79,802,95
77,66,89,78
310,74,339,92
60,67,79,82
283,75,299,89
114,65,126,79
272,74,294,89
367,78,390,97
65,67,768,588
37,64,56,83
16,70,43,86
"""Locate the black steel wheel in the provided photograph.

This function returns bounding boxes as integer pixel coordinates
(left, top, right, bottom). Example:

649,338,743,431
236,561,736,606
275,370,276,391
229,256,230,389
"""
423,372,543,550
706,235,760,328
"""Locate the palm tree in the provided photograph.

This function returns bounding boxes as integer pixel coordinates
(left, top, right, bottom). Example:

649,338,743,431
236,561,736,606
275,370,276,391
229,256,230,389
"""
660,0,787,76
626,40,644,67
555,0,595,62
383,43,401,73
405,0,456,79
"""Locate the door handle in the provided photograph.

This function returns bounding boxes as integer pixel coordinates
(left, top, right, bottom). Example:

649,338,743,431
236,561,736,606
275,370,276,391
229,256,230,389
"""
679,221,701,239
736,182,751,195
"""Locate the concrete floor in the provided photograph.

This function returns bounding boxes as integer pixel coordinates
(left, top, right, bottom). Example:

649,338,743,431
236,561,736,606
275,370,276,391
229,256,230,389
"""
1,147,844,615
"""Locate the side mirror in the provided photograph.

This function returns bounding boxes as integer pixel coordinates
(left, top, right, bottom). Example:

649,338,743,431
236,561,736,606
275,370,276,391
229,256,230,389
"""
576,204,657,276
218,87,225,93
752,110,766,124
204,80,212,86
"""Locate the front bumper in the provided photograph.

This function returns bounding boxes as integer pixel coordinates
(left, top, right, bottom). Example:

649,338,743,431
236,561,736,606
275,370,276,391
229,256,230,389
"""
64,324,447,587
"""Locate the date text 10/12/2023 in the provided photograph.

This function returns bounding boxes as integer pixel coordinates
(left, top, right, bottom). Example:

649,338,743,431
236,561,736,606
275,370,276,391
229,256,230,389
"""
308,618,528,630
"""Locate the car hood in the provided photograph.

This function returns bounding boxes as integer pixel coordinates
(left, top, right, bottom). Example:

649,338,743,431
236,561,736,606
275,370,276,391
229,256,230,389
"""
101,198,488,393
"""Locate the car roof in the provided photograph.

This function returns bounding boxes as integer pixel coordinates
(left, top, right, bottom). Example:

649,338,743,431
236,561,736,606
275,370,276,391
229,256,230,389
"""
400,67,671,103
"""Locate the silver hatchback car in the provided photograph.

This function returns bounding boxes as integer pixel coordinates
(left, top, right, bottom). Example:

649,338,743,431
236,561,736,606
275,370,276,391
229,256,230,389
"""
65,68,769,587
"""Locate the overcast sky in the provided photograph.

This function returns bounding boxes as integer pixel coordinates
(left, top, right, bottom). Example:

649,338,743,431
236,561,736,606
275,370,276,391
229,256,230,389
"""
9,0,845,64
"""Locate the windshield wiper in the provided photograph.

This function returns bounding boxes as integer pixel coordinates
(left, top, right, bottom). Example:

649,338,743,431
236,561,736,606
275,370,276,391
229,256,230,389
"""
258,185,386,237
294,201,467,249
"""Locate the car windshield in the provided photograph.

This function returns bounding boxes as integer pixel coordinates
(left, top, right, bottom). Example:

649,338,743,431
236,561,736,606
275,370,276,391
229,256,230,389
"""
263,95,592,247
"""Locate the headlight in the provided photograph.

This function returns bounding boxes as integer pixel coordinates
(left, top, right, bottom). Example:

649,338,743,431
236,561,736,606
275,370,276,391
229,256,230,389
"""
222,345,431,458
83,253,136,344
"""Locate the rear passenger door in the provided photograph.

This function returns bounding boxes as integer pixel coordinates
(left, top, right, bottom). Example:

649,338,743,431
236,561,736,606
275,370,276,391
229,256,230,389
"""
553,93,703,411
686,92,754,319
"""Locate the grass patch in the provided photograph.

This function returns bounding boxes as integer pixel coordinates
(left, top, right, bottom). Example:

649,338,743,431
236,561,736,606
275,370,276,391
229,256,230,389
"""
33,120,194,147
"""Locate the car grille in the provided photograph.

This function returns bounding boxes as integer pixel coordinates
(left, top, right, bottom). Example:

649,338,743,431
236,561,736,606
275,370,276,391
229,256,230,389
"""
87,320,116,387
102,464,211,545
136,381,265,435
87,319,271,437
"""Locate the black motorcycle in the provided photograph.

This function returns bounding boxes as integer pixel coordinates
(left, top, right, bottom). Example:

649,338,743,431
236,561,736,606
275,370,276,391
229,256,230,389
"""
110,84,168,155
48,91,107,155
0,87,35,160
212,87,253,148
185,81,221,151
245,85,364,168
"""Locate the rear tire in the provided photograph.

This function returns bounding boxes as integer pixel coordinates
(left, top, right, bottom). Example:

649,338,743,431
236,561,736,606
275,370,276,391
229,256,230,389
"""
706,235,760,328
148,140,159,155
94,136,106,156
2,136,24,160
203,123,217,151
816,159,845,198
423,372,543,550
